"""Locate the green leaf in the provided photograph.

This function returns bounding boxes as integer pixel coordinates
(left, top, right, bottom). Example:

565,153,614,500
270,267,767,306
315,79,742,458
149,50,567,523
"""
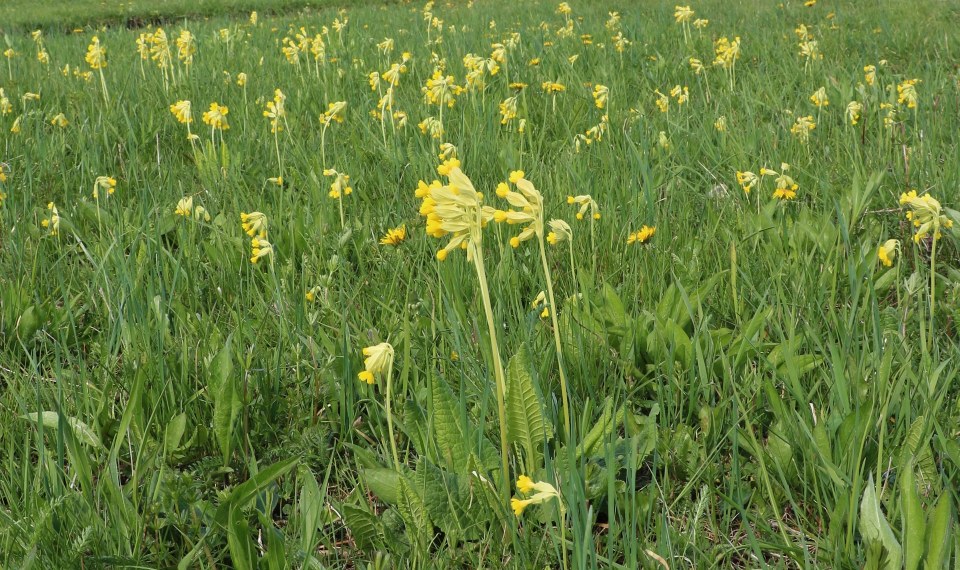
505,345,552,469
363,467,401,505
429,376,468,470
22,411,103,449
860,475,902,570
227,506,255,570
209,334,240,463
164,413,187,459
215,458,298,526
924,492,952,570
900,464,925,570
299,468,325,559
397,475,432,551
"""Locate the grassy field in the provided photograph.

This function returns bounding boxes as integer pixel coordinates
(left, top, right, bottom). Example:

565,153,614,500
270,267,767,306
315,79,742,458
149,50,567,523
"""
1,0,960,568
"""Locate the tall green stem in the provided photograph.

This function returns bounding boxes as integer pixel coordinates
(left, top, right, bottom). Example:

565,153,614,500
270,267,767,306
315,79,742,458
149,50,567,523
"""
469,241,510,501
385,360,400,472
929,237,937,342
538,237,571,438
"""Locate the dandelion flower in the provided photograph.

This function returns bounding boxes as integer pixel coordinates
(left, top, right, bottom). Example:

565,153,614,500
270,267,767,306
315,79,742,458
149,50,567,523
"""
627,225,656,245
380,224,407,246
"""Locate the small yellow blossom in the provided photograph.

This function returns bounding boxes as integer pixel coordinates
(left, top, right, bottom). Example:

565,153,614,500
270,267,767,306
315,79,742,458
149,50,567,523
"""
627,225,656,245
380,224,407,246
358,342,394,384
877,239,899,267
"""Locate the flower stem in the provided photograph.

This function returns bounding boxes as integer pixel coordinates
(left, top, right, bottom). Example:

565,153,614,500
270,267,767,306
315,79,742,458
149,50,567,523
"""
929,237,937,342
469,241,510,502
385,359,400,472
538,237,571,438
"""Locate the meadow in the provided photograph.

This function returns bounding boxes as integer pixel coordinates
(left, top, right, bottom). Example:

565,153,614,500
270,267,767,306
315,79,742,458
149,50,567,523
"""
1,0,959,568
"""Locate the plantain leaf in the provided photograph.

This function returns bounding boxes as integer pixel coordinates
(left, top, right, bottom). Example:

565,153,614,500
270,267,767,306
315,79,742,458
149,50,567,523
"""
341,504,385,551
900,464,925,570
209,334,240,463
429,375,468,470
505,345,552,469
22,411,103,449
923,492,952,570
860,475,902,570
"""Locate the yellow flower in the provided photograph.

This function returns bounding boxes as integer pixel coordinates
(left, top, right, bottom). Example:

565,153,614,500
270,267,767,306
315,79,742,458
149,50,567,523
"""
415,162,496,262
250,236,273,264
592,84,609,109
736,171,758,194
176,30,195,65
897,79,920,109
2,49,14,59
202,102,229,130
877,239,899,267
263,89,286,133
511,475,561,517
240,211,268,237
790,115,816,143
627,225,656,245
422,69,464,108
380,224,407,246
236,72,248,87
900,190,953,243
864,65,876,86
85,36,107,69
712,36,741,69
175,196,194,217
846,101,862,125
11,116,21,134
654,90,669,113
418,116,443,139
324,169,353,199
92,176,116,199
567,194,600,220
531,291,549,319
358,342,394,384
798,40,822,61
0,88,11,116
693,18,709,29
541,81,565,94
319,101,347,126
689,58,704,74
715,116,727,132
42,202,60,235
674,5,694,23
170,100,192,124
494,172,544,248
50,113,69,128
772,169,799,200
809,87,829,108
546,219,572,245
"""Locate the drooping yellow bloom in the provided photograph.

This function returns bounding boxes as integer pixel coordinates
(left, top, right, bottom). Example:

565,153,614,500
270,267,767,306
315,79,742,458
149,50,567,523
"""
714,116,727,132
92,176,116,199
85,36,107,69
50,113,69,128
674,5,694,23
438,143,457,161
511,475,561,517
415,160,496,262
899,190,953,243
236,72,248,87
240,211,268,237
493,171,544,248
0,88,11,116
499,96,519,125
532,291,549,319
846,101,862,125
627,225,656,245
736,171,758,195
250,236,273,264
765,164,798,200
541,81,565,94
689,58,704,74
42,202,60,235
324,169,353,199
567,194,600,220
546,219,572,245
175,30,196,66
790,115,816,143
897,79,920,109
592,84,609,109
358,342,394,384
422,70,464,108
878,239,899,267
654,90,669,113
798,40,822,61
809,87,829,108
263,89,286,133
418,116,443,139
864,64,876,86
175,196,194,217
713,36,741,69
170,100,192,124
319,101,346,126
380,224,407,246
202,102,229,130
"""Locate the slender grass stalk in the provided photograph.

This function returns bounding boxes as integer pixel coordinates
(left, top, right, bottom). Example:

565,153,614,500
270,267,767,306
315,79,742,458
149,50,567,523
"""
538,236,571,438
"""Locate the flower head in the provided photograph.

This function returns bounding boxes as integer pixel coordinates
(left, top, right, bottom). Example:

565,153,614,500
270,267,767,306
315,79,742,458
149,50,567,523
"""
85,36,107,69
494,171,544,248
250,236,273,264
324,169,353,199
897,79,919,109
627,225,656,245
240,211,268,237
358,342,394,384
567,194,600,220
511,475,561,517
42,202,60,235
790,115,816,143
810,86,829,108
93,176,116,199
320,101,347,126
546,219,572,245
900,190,953,243
202,102,229,130
380,224,407,246
415,162,496,262
878,239,899,267
846,101,862,125
170,100,192,124
674,5,694,23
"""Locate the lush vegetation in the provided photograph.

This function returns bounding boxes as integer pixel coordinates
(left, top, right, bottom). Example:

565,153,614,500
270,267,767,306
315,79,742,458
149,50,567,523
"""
1,0,959,568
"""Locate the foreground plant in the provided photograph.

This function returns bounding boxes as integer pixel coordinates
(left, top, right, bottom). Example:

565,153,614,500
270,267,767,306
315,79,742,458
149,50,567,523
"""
357,342,400,471
900,190,954,336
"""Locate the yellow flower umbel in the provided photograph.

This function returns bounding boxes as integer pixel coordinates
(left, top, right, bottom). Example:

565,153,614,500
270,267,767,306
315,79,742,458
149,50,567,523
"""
170,100,192,124
416,159,495,261
762,164,799,200
846,101,863,126
532,291,549,319
263,89,286,133
900,190,953,244
324,169,352,199
877,239,899,267
809,87,829,108
542,81,565,113
319,101,347,168
592,84,609,109
250,236,273,264
358,342,394,384
85,36,110,102
790,115,816,144
897,79,920,109
240,211,268,237
41,202,60,236
202,102,229,131
494,170,543,249
422,70,464,109
92,176,116,199
547,219,572,246
567,194,600,220
736,171,758,195
50,113,69,128
176,196,210,221
627,225,656,245
511,475,562,517
864,64,877,86
380,224,407,246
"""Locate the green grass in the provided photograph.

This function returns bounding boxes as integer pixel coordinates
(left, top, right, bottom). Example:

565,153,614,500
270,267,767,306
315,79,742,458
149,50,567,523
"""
0,0,378,33
1,0,960,568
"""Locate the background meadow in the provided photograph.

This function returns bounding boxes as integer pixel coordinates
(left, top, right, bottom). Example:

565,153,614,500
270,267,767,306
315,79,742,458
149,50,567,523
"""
1,0,960,568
